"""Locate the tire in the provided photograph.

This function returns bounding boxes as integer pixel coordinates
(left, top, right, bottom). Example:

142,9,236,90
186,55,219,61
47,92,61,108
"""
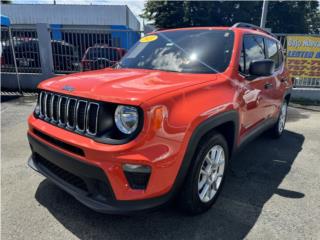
178,132,229,215
269,100,288,138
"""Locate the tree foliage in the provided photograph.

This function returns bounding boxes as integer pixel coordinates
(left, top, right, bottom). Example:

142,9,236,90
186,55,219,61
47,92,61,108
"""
142,1,320,34
1,0,12,4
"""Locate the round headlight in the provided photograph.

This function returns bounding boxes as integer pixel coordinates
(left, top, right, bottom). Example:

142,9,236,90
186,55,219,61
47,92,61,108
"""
114,105,139,134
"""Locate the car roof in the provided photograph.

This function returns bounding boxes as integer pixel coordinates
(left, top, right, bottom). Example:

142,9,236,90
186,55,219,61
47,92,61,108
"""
154,26,278,42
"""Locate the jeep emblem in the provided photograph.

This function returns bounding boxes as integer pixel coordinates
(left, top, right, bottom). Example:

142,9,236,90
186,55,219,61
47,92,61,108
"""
62,85,75,92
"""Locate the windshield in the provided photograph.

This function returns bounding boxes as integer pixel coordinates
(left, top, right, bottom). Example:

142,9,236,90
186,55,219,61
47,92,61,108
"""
118,30,234,73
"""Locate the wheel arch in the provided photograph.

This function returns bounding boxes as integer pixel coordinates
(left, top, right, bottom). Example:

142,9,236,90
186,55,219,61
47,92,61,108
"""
171,110,239,196
283,88,292,103
284,93,291,103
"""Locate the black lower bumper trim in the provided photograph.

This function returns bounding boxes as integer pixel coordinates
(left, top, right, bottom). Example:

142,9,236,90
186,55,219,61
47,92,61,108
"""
28,133,171,214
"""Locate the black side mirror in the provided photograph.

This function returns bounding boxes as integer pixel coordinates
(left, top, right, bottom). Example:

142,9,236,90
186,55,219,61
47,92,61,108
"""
249,59,275,77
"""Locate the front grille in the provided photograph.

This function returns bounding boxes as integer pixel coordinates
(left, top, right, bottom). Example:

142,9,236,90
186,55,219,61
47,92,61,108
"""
38,91,99,136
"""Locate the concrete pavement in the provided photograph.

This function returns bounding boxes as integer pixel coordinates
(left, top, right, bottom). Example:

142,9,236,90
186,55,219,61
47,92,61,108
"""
1,96,320,240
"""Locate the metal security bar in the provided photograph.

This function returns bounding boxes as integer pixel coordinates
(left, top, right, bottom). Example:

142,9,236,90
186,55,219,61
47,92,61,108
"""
292,78,320,88
50,28,141,74
2,26,141,75
1,27,14,72
1,27,41,73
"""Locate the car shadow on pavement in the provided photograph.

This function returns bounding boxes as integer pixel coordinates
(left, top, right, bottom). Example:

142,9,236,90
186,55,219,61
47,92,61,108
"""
35,130,304,240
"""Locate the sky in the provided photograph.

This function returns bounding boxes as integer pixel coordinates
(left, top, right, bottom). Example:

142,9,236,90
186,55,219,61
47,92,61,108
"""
11,0,320,25
12,0,146,24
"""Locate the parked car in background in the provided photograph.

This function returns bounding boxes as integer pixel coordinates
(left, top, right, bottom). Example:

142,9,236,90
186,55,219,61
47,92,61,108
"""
1,38,79,72
51,40,80,72
80,45,126,71
1,38,40,71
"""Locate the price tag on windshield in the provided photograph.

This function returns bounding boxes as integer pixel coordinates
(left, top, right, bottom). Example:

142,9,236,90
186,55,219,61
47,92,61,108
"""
140,35,158,43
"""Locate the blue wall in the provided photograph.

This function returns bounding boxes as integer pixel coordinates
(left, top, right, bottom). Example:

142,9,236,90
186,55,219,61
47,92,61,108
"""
1,15,11,27
111,25,140,50
50,24,62,40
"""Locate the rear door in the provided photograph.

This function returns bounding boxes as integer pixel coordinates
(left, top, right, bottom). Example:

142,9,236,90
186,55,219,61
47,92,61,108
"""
238,34,270,136
264,38,286,117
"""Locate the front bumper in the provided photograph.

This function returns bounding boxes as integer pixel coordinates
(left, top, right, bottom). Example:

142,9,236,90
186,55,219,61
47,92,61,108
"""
28,133,171,214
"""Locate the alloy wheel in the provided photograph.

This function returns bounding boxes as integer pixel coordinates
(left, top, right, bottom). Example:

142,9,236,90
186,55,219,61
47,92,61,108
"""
278,102,287,134
198,145,225,203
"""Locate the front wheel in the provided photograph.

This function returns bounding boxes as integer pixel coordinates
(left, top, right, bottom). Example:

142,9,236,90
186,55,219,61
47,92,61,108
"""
178,132,228,215
269,101,288,138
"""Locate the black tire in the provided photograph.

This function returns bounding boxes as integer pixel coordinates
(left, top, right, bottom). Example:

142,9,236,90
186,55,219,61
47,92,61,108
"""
178,132,229,215
268,100,288,138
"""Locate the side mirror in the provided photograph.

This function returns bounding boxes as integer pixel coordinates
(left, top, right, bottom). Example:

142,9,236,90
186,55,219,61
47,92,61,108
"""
249,59,275,77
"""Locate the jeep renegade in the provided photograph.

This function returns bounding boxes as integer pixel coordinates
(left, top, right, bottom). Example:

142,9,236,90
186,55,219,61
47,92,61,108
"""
27,23,292,214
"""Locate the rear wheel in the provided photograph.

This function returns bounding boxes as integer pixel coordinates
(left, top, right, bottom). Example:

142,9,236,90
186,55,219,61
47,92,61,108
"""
269,101,288,138
178,132,228,215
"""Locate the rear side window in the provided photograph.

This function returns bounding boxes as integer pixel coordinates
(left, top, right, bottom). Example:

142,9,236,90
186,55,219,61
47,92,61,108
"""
240,35,265,74
277,42,284,67
265,38,279,68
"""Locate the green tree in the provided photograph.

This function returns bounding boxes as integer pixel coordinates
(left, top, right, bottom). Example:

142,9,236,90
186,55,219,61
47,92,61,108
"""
142,1,320,34
141,1,186,29
267,1,320,33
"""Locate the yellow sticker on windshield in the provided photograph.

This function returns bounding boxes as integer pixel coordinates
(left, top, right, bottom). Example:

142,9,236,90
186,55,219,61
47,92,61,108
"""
140,35,158,43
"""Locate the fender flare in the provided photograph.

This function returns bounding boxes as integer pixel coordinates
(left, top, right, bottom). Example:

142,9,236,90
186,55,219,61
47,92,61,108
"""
170,110,239,196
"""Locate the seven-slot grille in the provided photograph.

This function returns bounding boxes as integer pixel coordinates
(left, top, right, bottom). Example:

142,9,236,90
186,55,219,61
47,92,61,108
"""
38,91,99,135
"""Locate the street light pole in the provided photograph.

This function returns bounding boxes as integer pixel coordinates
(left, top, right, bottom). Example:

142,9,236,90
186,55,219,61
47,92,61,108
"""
260,0,269,28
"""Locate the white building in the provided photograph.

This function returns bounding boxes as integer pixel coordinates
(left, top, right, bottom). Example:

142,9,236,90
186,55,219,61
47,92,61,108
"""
2,4,140,31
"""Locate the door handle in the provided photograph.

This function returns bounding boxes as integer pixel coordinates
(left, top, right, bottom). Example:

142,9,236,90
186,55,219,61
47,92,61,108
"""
264,83,273,89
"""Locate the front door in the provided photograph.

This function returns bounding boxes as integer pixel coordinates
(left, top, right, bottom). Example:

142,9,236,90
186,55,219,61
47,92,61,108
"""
238,34,270,137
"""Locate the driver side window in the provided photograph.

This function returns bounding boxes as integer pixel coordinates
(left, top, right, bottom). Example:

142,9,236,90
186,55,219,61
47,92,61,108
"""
239,35,266,75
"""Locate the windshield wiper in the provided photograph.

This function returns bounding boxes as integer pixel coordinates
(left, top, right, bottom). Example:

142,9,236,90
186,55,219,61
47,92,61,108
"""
153,68,181,73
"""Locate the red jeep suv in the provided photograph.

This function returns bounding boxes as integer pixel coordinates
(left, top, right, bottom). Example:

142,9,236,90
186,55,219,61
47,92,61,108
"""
27,23,292,215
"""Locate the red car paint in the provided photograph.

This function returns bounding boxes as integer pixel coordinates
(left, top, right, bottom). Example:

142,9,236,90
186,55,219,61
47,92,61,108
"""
27,26,292,211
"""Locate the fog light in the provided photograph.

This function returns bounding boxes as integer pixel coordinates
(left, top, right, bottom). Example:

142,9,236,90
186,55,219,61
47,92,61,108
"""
123,164,151,190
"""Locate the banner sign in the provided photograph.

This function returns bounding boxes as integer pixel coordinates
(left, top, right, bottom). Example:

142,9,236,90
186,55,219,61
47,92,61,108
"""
286,35,320,84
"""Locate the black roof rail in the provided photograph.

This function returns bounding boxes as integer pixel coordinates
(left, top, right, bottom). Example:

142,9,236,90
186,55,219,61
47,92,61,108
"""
232,22,277,39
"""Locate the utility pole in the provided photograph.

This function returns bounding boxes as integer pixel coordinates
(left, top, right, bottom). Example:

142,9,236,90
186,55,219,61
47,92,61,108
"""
260,0,269,28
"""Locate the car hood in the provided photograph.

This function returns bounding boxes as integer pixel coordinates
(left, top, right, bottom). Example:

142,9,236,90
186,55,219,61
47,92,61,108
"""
39,68,217,105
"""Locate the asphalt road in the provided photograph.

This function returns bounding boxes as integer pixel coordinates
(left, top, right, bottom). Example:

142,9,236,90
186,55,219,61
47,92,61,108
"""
1,96,320,240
